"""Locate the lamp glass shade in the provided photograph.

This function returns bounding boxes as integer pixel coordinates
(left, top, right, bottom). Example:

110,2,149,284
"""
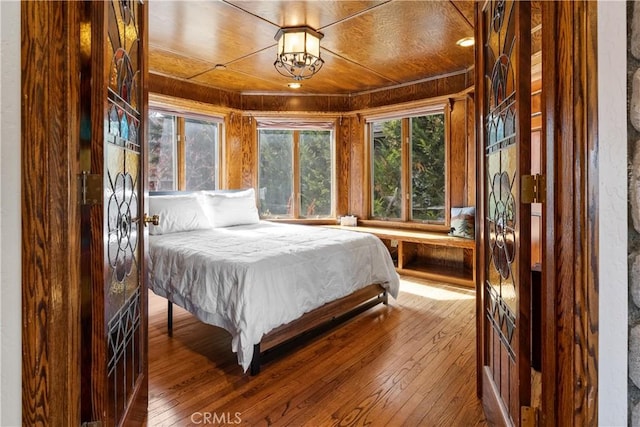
283,30,305,54
305,33,320,58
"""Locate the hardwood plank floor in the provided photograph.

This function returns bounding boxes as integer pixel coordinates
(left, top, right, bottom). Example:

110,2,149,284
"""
147,277,487,426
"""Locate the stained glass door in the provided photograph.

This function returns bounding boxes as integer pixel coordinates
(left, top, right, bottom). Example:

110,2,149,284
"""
80,1,148,425
477,0,532,425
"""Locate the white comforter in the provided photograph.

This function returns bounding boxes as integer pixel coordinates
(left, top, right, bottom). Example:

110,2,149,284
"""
148,222,399,371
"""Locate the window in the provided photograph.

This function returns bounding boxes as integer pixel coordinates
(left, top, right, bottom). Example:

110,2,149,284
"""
370,111,446,224
184,118,219,190
258,127,334,219
148,110,221,191
148,112,176,190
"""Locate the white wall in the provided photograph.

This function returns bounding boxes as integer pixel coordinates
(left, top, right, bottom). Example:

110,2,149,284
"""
1,1,22,425
598,1,627,426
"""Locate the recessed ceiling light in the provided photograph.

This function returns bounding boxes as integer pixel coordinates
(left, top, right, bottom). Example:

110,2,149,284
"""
288,82,301,89
456,37,475,47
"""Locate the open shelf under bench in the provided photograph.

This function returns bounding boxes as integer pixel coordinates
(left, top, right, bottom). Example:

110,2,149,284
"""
327,225,476,287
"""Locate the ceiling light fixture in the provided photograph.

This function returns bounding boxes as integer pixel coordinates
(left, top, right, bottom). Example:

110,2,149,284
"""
274,26,324,81
456,37,475,47
287,82,301,89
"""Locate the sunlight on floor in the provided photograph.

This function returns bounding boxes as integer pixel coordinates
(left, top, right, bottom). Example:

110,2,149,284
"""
399,279,475,301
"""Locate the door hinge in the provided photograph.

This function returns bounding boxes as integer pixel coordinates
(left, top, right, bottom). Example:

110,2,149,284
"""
521,174,546,204
521,405,537,427
79,171,102,205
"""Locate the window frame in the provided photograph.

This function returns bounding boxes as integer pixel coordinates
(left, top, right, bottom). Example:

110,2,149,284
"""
256,121,337,221
363,103,450,231
147,107,224,192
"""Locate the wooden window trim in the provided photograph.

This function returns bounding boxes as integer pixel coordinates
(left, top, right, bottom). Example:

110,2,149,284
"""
292,130,301,218
176,117,186,190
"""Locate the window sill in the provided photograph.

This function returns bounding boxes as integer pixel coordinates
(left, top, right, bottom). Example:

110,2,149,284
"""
358,219,450,233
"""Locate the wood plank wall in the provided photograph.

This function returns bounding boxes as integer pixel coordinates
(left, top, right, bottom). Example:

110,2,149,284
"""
224,112,243,188
150,71,475,218
450,96,472,208
347,114,367,218
336,116,351,216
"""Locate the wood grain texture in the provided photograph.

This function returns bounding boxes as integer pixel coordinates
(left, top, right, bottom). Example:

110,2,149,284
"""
583,2,599,423
86,2,109,422
327,225,475,287
260,284,385,351
475,2,532,425
541,1,598,425
147,1,475,95
224,112,243,189
336,116,351,216
81,2,150,424
514,4,533,426
450,98,468,208
466,95,476,206
177,118,186,189
21,1,82,425
147,277,486,426
349,114,367,218
350,73,469,111
532,1,542,55
152,70,470,115
240,116,256,189
149,73,242,110
474,1,486,400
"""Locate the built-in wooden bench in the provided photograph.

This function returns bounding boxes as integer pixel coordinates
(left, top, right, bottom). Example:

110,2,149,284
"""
328,225,476,288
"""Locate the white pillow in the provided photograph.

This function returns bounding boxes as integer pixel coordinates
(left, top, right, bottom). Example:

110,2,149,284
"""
148,194,211,235
199,188,260,228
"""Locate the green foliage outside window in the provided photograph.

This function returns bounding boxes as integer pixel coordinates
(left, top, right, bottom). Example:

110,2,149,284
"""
371,112,445,223
258,129,333,218
411,114,445,222
372,120,402,218
258,130,293,217
300,131,332,217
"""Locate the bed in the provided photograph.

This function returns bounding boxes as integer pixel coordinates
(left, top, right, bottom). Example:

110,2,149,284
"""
147,190,400,374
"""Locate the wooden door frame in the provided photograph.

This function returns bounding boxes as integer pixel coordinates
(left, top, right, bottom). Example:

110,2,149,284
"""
540,1,598,425
21,1,82,425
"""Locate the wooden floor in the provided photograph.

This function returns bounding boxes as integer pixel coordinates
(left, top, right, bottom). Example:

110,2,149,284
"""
147,277,487,426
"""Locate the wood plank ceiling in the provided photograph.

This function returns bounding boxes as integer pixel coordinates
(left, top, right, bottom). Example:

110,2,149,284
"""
148,0,476,95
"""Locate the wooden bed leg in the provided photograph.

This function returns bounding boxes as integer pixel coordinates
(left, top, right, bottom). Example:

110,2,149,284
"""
250,344,261,376
167,300,173,337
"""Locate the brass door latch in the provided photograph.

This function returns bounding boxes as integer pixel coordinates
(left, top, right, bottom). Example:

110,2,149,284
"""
143,213,159,227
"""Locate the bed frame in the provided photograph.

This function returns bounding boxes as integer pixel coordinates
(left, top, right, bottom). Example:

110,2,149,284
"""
151,190,390,374
165,283,388,375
